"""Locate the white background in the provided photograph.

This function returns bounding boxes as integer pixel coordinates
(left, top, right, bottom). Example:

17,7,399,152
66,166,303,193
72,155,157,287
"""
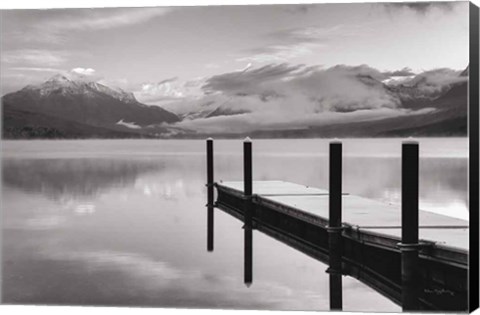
0,1,478,315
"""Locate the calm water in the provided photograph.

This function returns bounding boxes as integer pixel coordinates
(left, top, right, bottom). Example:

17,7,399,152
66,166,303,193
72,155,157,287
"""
1,138,468,311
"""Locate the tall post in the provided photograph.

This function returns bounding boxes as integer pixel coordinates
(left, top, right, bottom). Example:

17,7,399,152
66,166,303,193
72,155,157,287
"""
206,138,214,252
400,140,420,311
329,141,342,228
328,140,343,310
244,137,253,286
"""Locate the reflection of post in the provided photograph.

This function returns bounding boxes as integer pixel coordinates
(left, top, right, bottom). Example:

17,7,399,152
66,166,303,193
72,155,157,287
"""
399,141,420,311
328,141,343,310
244,137,253,286
329,274,342,311
206,138,214,252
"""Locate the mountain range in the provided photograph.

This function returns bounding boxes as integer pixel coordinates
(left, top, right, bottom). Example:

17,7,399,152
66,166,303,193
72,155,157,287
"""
1,65,469,139
2,74,179,139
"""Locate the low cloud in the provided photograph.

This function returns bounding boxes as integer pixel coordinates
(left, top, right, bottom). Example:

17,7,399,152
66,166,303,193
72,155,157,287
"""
68,67,104,82
174,107,434,134
71,67,96,76
134,77,206,105
166,63,424,133
383,67,416,77
202,63,398,112
164,63,466,134
136,79,185,104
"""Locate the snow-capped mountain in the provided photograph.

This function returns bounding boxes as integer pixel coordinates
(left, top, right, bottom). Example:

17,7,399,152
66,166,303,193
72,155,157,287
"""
23,74,138,103
2,74,179,138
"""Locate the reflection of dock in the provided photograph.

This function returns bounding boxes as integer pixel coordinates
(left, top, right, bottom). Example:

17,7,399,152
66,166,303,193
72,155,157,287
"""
205,138,468,311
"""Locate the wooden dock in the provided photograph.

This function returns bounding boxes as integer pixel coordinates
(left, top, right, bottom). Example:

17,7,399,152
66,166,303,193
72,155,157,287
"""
217,180,468,251
205,138,469,311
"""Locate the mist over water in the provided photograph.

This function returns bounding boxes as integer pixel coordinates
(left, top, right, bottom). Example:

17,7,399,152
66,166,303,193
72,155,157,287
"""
1,138,467,310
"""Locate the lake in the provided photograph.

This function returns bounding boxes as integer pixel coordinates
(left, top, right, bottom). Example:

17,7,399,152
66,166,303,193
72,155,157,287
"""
1,138,468,311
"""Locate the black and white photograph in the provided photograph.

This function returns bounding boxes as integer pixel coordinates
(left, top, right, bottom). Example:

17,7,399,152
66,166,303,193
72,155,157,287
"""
0,0,479,313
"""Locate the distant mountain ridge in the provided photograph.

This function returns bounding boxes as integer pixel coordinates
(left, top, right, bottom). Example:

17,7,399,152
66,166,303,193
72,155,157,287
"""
1,65,469,139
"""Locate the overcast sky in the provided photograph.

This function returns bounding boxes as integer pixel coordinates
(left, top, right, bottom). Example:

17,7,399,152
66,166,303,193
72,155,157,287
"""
0,2,469,94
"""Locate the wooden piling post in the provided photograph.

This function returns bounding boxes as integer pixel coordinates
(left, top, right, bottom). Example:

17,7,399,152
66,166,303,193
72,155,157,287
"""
244,137,253,285
329,141,342,228
328,140,343,310
206,138,214,252
244,137,253,197
399,140,420,311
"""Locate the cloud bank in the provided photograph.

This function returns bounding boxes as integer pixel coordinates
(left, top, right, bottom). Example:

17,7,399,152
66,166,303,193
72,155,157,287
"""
159,63,455,134
202,63,399,112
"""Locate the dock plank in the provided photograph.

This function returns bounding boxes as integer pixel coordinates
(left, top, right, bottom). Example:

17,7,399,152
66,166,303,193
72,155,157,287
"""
220,180,329,195
219,180,469,251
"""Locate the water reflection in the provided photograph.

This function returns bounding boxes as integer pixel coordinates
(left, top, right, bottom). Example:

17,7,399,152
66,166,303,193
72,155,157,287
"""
2,158,165,200
244,218,253,286
329,274,343,310
3,155,346,309
207,207,214,252
238,223,344,310
2,138,466,311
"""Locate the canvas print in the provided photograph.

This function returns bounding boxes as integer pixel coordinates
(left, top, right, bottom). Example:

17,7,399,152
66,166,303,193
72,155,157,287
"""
1,1,478,312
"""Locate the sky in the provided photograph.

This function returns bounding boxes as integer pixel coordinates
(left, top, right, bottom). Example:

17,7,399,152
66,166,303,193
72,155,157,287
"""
0,1,469,98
